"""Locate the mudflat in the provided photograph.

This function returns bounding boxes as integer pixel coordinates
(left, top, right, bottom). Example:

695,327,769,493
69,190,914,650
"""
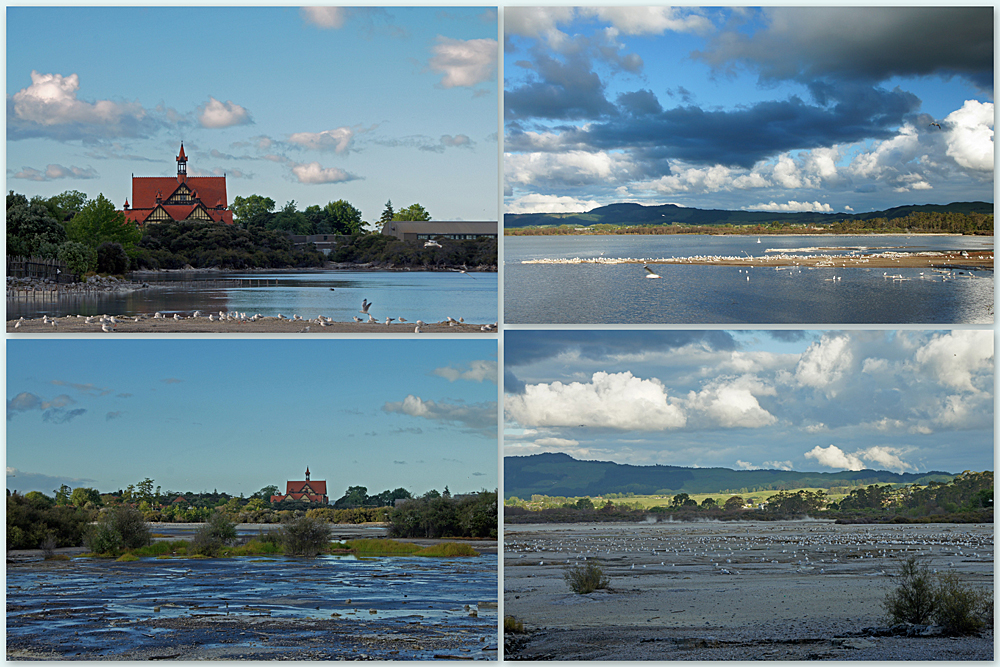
7,316,494,334
504,521,993,660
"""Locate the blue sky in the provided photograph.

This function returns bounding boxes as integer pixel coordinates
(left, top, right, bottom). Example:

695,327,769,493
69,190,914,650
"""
7,6,498,223
6,339,498,498
504,330,994,475
504,6,994,214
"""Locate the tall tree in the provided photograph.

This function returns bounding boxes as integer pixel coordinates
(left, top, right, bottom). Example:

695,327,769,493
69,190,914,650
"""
65,194,141,251
379,200,395,224
324,199,364,235
392,203,431,221
6,194,67,256
230,194,276,228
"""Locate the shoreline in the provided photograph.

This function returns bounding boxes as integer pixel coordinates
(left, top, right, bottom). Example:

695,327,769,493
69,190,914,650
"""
521,250,994,270
7,315,496,334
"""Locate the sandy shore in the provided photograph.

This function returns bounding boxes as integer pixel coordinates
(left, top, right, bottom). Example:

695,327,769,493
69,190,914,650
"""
7,315,495,334
503,521,993,660
522,250,994,269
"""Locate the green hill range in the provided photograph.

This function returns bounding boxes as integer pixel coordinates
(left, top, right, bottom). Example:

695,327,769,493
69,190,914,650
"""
504,452,955,499
504,201,994,229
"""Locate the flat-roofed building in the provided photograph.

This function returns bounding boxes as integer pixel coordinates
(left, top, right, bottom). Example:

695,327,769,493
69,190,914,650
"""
380,220,497,242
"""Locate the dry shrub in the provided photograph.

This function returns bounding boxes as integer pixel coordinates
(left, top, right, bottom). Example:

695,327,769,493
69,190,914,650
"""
564,562,610,594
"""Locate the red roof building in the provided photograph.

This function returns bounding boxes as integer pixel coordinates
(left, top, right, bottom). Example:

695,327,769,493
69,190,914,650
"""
270,467,328,504
122,143,234,225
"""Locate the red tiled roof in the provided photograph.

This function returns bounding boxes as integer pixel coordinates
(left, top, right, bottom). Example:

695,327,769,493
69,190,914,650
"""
286,480,327,496
132,176,229,212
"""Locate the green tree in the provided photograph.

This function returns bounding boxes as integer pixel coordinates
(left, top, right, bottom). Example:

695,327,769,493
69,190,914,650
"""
575,497,595,510
379,199,395,224
267,200,311,234
393,203,431,221
6,194,67,257
54,484,72,505
254,485,280,500
334,485,369,508
724,495,745,511
670,493,690,508
230,194,276,228
57,241,97,276
48,190,88,221
324,199,364,234
701,497,718,509
70,487,102,508
66,194,141,252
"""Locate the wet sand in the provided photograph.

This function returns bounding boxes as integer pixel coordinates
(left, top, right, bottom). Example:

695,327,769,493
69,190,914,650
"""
7,315,495,334
503,521,993,660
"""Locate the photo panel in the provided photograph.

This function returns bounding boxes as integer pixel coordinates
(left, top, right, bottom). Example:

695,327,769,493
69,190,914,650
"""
6,338,500,659
501,329,994,660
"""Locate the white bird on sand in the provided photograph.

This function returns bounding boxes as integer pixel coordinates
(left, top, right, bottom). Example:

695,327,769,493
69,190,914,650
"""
385,317,395,326
644,265,661,279
368,314,378,324
414,325,422,334
101,323,113,332
353,316,362,323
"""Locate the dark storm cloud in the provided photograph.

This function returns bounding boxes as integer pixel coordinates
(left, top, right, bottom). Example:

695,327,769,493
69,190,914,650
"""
539,83,920,170
694,7,993,92
504,369,526,395
505,51,619,121
504,331,739,367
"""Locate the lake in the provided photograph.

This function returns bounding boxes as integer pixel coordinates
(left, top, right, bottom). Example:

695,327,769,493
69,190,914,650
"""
7,270,498,325
503,235,994,324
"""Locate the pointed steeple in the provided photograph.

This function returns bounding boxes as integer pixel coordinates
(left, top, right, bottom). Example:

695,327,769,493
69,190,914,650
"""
176,142,188,183
305,467,311,481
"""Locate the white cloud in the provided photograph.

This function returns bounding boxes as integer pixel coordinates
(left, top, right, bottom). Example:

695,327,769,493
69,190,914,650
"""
506,193,602,214
805,444,916,473
944,100,994,171
763,460,795,471
794,334,853,394
581,7,712,36
300,6,348,29
433,360,497,384
505,371,686,430
506,150,636,188
290,162,357,184
746,200,834,213
441,134,473,148
383,395,497,433
913,330,993,393
534,437,579,447
288,127,355,153
429,37,497,88
198,97,252,129
686,377,777,428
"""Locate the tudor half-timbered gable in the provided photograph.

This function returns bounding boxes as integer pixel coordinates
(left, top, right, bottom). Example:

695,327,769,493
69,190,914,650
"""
270,467,329,504
122,144,234,225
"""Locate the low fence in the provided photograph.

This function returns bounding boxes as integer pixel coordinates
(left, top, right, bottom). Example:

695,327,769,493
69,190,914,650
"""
7,256,73,283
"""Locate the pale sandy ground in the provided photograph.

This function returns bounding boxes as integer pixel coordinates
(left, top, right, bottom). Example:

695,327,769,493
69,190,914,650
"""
7,315,494,334
503,521,994,660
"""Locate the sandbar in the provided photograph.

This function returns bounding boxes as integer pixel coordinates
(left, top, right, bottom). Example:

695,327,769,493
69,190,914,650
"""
7,316,495,334
522,250,994,269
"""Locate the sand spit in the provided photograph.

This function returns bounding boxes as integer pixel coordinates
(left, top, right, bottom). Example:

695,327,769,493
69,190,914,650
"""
7,314,496,334
503,521,993,661
521,250,994,270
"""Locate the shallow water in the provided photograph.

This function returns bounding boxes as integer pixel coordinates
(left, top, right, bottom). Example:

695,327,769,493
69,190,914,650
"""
7,552,497,659
504,235,994,324
7,270,498,324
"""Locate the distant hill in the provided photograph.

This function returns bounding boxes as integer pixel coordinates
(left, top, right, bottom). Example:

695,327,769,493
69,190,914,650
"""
504,452,955,499
504,201,993,229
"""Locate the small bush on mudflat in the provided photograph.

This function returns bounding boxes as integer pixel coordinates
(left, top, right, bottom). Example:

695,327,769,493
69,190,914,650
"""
280,516,332,557
933,572,993,635
564,562,610,594
504,616,525,633
192,512,238,556
883,557,937,625
85,506,150,556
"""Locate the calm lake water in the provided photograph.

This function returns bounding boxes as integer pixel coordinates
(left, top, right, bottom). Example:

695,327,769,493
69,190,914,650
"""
504,235,994,324
8,270,498,324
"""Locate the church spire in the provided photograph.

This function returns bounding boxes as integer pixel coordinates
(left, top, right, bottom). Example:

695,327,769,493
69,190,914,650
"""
305,467,311,481
176,142,187,183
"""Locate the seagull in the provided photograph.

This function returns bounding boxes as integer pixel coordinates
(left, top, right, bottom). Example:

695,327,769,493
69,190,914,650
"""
414,325,422,334
353,316,362,323
644,265,661,279
360,299,373,314
929,122,942,129
385,317,395,326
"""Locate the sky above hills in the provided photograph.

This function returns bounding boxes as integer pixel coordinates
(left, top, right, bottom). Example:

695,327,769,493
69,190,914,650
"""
6,6,498,224
6,339,498,498
504,330,994,475
504,6,994,215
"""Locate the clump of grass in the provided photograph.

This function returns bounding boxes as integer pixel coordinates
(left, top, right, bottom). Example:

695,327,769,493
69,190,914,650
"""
414,543,479,557
343,539,422,556
504,616,526,634
115,553,139,562
130,540,188,558
564,562,610,594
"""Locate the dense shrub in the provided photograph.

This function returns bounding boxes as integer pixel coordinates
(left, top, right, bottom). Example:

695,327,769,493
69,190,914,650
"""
883,557,937,624
280,516,332,557
6,493,93,550
388,490,497,539
96,241,130,274
192,512,238,556
85,506,151,556
564,562,610,594
933,572,993,635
